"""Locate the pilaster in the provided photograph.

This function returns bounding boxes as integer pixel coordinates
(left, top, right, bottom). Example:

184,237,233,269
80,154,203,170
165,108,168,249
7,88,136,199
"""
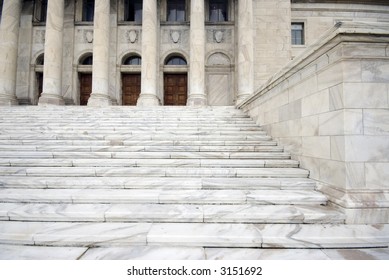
39,0,65,106
88,0,112,106
0,0,22,105
137,0,160,106
236,0,254,105
187,0,206,106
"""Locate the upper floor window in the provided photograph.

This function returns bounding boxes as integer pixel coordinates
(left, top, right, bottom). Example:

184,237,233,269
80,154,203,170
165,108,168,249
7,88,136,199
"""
33,0,48,23
123,55,142,65
82,0,95,22
80,54,93,65
209,0,228,22
124,0,142,22
292,22,305,45
167,0,186,22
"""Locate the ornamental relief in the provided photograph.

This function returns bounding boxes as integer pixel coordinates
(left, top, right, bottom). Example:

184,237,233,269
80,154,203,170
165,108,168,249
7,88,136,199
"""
162,29,189,45
207,29,232,44
34,30,46,44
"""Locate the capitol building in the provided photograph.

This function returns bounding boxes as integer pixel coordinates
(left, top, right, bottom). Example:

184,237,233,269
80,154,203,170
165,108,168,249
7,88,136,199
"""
0,0,388,260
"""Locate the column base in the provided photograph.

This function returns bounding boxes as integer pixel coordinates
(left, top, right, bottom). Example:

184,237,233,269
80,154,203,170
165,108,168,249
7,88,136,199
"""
38,94,65,106
137,94,160,107
187,94,207,106
0,94,19,106
87,93,112,107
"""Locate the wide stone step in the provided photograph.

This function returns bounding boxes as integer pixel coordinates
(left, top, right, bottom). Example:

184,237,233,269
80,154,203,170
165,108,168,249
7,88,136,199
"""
0,221,387,248
0,189,327,205
0,158,299,168
0,167,310,178
0,203,343,223
0,176,317,190
0,139,277,146
0,145,283,153
0,151,290,160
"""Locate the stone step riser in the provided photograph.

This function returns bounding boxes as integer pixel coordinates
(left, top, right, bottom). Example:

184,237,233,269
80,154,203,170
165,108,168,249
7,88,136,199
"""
0,159,298,168
0,222,387,249
0,189,326,206
0,177,316,190
0,167,310,178
0,203,342,224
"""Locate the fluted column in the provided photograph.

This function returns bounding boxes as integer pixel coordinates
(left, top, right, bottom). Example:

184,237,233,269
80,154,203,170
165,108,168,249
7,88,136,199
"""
0,0,22,105
88,0,112,106
187,0,206,106
237,0,254,105
38,0,65,105
137,0,159,106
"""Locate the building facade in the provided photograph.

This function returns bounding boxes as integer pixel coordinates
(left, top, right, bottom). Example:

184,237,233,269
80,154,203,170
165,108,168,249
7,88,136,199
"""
0,0,388,107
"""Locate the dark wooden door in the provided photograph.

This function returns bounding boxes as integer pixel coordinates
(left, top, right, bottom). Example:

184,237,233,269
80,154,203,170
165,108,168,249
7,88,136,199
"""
36,72,43,99
122,74,141,106
80,73,92,106
164,74,187,106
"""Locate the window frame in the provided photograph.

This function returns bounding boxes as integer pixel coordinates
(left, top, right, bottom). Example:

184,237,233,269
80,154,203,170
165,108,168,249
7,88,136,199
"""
208,0,229,23
291,22,305,46
166,0,186,22
82,0,95,22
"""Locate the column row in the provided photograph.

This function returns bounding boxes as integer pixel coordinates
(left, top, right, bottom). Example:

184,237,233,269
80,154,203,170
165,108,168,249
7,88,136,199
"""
0,0,254,106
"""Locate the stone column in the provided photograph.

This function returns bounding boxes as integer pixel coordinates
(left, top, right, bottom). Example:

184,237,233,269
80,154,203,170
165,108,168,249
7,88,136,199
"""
237,0,254,105
0,0,22,105
137,0,159,106
88,0,112,106
38,0,65,105
187,0,206,106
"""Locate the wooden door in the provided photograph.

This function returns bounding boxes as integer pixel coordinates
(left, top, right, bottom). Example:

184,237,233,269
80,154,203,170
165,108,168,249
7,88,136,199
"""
36,72,43,100
122,74,141,106
79,73,92,106
164,74,187,106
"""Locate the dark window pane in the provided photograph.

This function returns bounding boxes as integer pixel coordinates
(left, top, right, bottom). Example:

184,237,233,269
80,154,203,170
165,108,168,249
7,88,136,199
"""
41,0,48,22
0,0,3,22
83,0,95,22
81,55,93,65
166,56,187,65
124,56,142,65
167,0,185,22
209,0,228,22
125,0,142,22
291,23,305,45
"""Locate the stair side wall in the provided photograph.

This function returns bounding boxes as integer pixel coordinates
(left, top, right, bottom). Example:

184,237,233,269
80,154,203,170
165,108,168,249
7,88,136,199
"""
238,22,389,224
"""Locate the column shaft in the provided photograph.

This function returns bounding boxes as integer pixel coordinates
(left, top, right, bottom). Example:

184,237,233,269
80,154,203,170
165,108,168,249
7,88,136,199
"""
137,0,159,106
88,0,112,106
0,0,22,105
38,0,65,105
237,0,254,104
188,0,206,106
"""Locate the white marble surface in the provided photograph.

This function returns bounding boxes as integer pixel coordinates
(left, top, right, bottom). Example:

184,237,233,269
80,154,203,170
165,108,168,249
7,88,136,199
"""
0,245,87,260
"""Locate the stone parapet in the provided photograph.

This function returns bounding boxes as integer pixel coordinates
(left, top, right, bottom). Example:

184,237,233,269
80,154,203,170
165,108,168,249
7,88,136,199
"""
238,21,389,224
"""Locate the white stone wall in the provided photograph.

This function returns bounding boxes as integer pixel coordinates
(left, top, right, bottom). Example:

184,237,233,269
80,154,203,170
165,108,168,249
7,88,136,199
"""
253,0,292,88
239,22,389,224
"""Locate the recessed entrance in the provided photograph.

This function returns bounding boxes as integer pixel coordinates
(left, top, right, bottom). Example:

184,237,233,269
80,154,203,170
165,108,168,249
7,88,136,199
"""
164,74,187,106
122,74,141,106
79,73,92,106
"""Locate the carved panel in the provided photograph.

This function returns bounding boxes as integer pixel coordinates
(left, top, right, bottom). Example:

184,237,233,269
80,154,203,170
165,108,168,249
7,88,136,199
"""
207,52,231,66
207,29,232,43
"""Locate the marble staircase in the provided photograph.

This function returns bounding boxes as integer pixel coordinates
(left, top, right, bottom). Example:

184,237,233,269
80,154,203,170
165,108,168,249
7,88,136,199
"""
0,106,388,252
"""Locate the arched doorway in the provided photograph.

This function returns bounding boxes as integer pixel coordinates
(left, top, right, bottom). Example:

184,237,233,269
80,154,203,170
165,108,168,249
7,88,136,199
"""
78,54,93,106
164,55,188,106
121,55,141,106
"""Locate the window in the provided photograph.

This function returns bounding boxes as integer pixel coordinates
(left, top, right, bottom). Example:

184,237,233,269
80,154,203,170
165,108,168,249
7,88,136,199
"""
0,0,3,22
124,0,142,22
166,56,187,66
167,0,186,22
209,0,228,22
292,22,305,45
82,0,95,22
33,0,48,23
80,55,93,65
123,55,142,65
